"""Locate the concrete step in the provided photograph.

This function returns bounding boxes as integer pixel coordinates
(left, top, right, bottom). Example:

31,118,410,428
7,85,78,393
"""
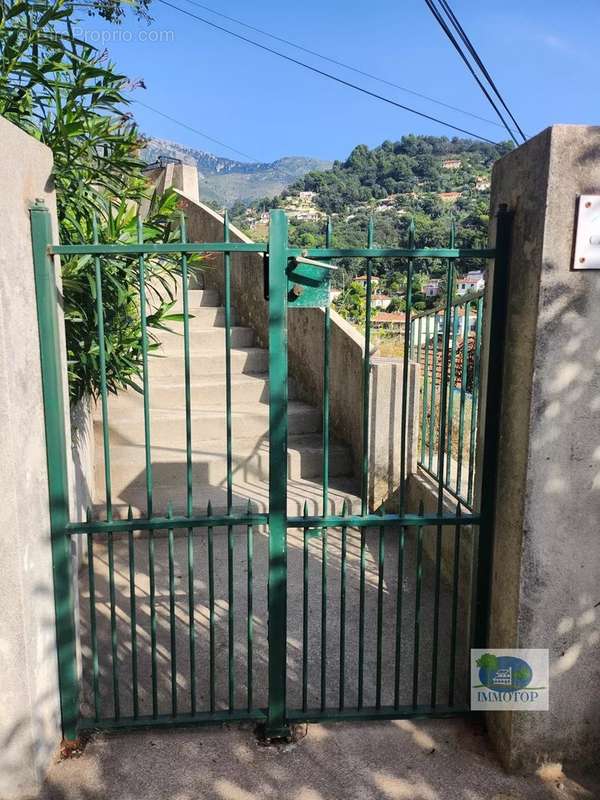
96,374,297,414
155,326,254,354
93,475,361,519
96,434,351,495
171,288,219,311
160,306,237,327
95,400,322,443
148,348,268,377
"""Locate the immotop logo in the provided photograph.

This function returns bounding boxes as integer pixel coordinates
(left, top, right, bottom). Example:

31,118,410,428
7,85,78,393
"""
471,649,549,710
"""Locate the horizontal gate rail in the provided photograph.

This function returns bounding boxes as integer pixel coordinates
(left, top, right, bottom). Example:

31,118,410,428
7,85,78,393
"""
49,242,494,261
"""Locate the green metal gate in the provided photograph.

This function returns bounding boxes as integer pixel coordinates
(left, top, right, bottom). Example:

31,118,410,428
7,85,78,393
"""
31,202,511,741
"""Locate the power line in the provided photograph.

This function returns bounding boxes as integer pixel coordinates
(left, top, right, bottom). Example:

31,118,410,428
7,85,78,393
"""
133,98,258,160
423,0,523,144
435,0,526,141
179,0,506,132
157,0,498,144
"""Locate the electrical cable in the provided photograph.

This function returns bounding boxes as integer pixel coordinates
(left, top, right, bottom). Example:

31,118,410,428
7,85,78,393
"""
423,0,520,144
133,98,259,160
435,0,526,141
178,0,507,131
157,0,499,144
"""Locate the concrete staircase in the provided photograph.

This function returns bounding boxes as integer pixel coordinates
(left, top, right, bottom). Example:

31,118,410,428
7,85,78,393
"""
94,284,360,518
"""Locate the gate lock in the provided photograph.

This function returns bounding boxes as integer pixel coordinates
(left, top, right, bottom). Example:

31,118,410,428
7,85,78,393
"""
287,256,337,308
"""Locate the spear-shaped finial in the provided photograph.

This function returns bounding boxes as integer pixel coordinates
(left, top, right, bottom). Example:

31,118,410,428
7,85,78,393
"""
408,218,416,249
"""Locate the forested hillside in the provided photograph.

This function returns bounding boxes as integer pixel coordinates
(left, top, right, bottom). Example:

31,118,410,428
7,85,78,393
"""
232,135,512,291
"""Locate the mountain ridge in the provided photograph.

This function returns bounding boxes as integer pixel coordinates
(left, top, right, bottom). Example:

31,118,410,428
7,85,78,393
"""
141,137,332,206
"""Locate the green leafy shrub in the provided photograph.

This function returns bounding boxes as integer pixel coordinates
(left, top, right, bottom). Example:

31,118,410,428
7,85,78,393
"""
0,1,195,403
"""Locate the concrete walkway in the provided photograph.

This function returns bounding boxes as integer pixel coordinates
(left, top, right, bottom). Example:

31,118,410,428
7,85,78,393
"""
41,719,599,800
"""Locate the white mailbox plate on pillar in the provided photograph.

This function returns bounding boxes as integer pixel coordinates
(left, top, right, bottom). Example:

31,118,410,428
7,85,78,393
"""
573,195,600,269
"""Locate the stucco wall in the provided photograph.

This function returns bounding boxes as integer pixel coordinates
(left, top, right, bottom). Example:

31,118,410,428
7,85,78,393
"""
0,116,94,798
485,126,600,770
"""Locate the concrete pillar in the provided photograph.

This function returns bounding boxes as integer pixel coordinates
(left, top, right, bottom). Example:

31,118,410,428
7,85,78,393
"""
0,119,62,796
486,126,600,771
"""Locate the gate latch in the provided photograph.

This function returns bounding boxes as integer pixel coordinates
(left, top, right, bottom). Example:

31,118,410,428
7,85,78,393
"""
287,256,337,308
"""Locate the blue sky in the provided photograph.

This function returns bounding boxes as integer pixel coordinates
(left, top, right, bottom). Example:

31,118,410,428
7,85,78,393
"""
75,0,598,163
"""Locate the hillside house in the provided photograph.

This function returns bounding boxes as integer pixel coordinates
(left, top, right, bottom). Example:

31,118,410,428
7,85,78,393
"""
373,311,403,331
372,293,392,309
438,191,462,203
442,158,462,169
424,278,442,298
457,270,485,295
354,275,381,288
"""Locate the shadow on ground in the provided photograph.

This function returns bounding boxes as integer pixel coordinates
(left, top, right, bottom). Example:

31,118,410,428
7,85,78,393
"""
40,718,600,800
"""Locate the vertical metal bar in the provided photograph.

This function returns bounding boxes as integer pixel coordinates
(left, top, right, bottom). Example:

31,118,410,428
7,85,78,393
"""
448,504,462,706
320,218,332,712
167,503,177,717
467,298,484,508
339,500,348,711
224,212,235,714
266,209,289,737
31,201,79,740
179,216,196,715
92,214,112,521
430,520,442,709
86,529,100,722
431,229,455,708
187,525,196,716
474,206,513,648
107,533,120,720
360,218,374,514
416,316,423,364
180,213,193,518
127,506,139,719
428,314,439,472
456,304,470,496
207,502,216,713
393,526,405,709
437,223,456,503
148,529,158,718
445,306,460,487
357,525,366,711
137,217,153,519
399,220,415,513
322,216,332,514
420,315,431,464
412,502,424,708
227,523,234,713
224,211,233,512
320,525,328,712
246,500,254,712
375,513,385,709
302,502,309,713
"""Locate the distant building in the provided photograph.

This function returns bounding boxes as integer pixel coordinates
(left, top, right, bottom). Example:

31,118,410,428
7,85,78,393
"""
354,275,381,287
475,175,491,192
456,270,485,295
438,191,462,203
442,159,461,170
372,293,392,309
373,312,403,331
424,279,442,298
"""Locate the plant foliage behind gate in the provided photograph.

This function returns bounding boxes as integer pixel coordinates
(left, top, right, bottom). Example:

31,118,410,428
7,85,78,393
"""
0,0,192,403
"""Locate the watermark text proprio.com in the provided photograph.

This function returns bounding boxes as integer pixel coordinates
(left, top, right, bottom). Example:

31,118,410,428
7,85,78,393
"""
73,27,175,44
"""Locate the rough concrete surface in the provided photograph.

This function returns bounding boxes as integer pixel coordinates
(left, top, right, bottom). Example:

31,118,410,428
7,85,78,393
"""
41,719,600,800
485,125,600,769
0,115,63,800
